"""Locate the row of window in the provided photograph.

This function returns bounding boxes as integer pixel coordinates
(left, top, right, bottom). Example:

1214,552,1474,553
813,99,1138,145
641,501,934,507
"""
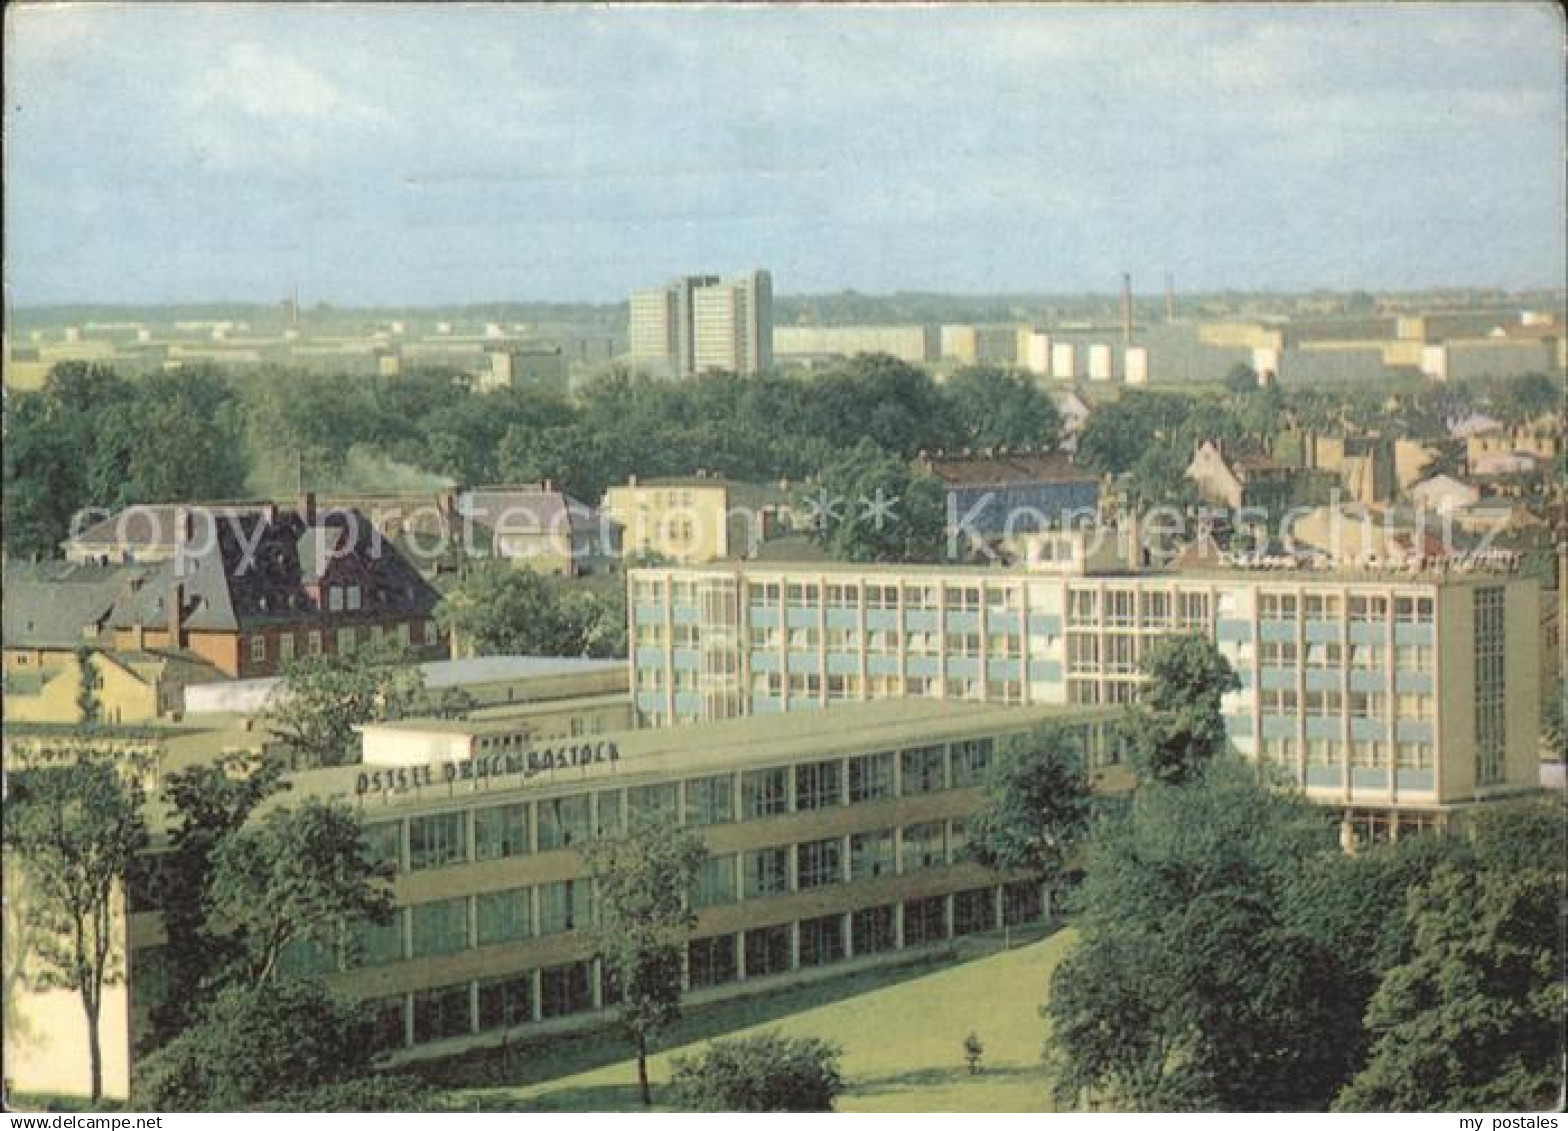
638,578,1441,627
245,619,438,664
1258,736,1434,771
365,743,996,874
1066,590,1213,627
1254,689,1434,720
299,818,988,973
362,882,1046,1048
1257,593,1435,624
1256,641,1433,671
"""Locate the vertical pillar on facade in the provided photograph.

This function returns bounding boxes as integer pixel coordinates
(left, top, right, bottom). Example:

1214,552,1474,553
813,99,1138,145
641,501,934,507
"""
737,929,749,982
942,893,954,941
590,957,604,1010
844,909,856,960
993,882,1006,935
530,968,543,1022
402,993,416,1049
789,921,801,971
469,980,481,1035
857,574,870,702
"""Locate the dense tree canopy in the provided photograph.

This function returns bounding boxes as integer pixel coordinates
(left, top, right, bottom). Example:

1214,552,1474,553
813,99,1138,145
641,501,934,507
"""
800,438,948,563
1046,759,1340,1111
149,757,290,1044
435,563,625,658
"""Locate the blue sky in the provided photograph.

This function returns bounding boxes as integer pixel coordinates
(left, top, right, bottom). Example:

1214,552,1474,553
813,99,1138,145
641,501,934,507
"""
4,3,1564,305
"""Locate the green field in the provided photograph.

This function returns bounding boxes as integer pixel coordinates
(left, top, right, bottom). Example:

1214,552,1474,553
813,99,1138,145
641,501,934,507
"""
455,929,1075,1112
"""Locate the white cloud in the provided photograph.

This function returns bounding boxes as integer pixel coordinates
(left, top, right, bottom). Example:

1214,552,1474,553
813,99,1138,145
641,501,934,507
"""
180,41,396,171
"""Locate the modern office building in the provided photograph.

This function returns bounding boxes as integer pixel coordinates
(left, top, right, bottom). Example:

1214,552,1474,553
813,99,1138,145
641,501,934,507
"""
626,549,1542,833
7,700,1116,1098
629,271,773,378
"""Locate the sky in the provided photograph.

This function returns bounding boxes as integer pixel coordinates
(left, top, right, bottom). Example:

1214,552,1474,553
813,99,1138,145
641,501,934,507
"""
4,2,1564,306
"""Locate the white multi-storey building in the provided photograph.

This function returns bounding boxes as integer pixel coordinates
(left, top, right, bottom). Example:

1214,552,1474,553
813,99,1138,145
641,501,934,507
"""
627,539,1541,837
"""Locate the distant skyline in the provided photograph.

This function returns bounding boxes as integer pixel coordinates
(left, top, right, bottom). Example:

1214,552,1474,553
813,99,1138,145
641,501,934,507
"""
4,3,1564,306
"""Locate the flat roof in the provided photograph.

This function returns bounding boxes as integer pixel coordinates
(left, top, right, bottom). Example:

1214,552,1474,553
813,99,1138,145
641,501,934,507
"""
294,699,1119,815
366,693,630,732
186,655,624,701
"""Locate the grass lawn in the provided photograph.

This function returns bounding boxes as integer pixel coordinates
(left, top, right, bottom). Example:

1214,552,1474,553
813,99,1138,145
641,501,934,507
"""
451,929,1076,1113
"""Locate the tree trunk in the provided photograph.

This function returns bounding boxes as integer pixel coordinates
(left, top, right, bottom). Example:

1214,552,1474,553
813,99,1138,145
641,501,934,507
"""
636,1032,652,1106
84,996,103,1103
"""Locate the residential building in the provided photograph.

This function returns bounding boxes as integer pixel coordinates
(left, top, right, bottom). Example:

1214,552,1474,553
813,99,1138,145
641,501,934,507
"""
460,485,621,577
1407,474,1481,515
3,560,158,670
1185,440,1333,513
916,451,1101,553
1306,434,1397,505
601,473,791,565
626,556,1541,832
100,496,446,679
3,647,222,726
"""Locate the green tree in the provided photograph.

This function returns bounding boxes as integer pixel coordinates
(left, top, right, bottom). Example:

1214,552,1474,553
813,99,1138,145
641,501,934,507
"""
1,755,148,1102
1335,863,1564,1111
670,1030,844,1112
265,645,425,766
133,980,387,1111
1119,634,1240,785
583,815,709,1106
943,365,1062,451
559,579,629,659
148,757,289,1045
205,798,395,989
74,646,102,726
968,725,1092,882
1045,759,1338,1111
801,438,947,564
435,562,581,657
1280,832,1465,1106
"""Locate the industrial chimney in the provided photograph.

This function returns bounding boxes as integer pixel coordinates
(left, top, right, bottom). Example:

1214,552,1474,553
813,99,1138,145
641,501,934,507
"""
1165,273,1176,323
1120,273,1133,344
